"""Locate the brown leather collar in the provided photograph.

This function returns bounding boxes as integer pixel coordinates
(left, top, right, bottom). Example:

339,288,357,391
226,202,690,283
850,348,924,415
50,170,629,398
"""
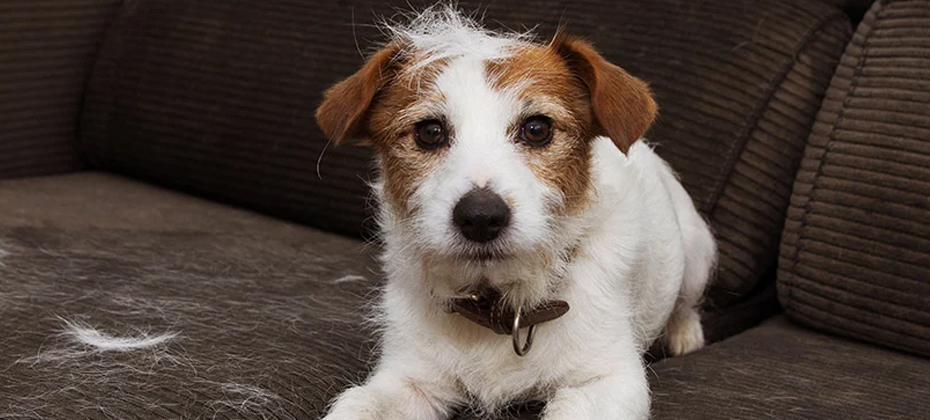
446,288,570,335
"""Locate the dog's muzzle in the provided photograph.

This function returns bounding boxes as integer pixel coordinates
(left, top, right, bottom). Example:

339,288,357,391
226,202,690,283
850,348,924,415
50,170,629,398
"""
447,288,570,356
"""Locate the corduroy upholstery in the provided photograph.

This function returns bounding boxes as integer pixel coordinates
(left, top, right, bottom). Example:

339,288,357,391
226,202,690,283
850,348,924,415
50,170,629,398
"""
0,173,378,419
779,0,930,358
78,0,852,318
650,316,930,420
0,0,123,179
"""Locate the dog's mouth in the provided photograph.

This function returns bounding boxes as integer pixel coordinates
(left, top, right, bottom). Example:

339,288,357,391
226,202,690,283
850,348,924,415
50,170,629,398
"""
470,250,508,262
456,246,512,262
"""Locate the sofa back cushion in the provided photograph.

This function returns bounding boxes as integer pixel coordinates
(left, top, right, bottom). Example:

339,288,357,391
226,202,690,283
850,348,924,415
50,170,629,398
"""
0,0,123,179
779,0,930,357
79,0,850,312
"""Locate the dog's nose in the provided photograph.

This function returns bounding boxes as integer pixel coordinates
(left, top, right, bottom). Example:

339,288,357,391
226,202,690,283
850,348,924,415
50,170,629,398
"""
452,188,511,243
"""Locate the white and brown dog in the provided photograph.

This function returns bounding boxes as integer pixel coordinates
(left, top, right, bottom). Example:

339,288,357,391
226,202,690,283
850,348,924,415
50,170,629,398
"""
315,7,716,420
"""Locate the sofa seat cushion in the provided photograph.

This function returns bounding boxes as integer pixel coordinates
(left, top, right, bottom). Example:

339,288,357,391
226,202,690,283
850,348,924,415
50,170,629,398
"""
650,316,930,419
0,172,377,419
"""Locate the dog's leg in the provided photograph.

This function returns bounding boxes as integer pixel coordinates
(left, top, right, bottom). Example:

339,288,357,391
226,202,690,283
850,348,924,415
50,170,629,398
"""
664,299,704,356
541,358,650,420
649,150,717,356
321,364,461,420
664,208,716,356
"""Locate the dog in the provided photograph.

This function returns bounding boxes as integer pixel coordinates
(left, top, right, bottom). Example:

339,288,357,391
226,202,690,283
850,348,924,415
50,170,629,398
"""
314,7,716,420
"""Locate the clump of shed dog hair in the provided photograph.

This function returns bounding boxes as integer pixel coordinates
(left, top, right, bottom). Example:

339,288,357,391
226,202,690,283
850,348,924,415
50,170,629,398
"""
16,317,181,366
63,318,178,353
6,316,299,419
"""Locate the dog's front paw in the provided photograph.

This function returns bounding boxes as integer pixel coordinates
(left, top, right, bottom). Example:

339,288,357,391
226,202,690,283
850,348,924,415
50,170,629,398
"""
665,309,704,356
320,386,380,420
320,380,453,420
543,373,650,420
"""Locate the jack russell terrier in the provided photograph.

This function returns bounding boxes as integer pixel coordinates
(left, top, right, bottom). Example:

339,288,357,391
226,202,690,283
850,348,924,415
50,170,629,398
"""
315,6,717,420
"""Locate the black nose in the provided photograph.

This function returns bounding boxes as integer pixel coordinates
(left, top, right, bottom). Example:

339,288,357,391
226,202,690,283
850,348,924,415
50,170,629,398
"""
452,188,511,243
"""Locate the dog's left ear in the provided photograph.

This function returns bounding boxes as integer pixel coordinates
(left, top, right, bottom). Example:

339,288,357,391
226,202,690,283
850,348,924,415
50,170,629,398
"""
315,44,401,145
552,34,657,153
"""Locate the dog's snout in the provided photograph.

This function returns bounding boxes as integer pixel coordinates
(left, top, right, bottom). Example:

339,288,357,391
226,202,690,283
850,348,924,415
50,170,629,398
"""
453,188,511,243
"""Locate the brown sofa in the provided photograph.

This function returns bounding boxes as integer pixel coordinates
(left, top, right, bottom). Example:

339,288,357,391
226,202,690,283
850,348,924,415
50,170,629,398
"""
1,0,928,418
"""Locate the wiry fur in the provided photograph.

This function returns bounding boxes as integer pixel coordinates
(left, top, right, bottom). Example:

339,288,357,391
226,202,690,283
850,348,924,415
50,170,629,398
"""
379,6,536,75
316,6,716,420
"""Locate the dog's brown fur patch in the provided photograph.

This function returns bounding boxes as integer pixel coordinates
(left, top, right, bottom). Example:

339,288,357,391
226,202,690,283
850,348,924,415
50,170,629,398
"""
550,33,658,153
315,44,402,145
366,54,450,216
315,45,450,216
486,45,598,215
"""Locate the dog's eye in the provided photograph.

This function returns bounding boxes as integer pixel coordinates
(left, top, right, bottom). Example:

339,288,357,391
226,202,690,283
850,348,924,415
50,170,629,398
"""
520,116,553,147
414,120,447,150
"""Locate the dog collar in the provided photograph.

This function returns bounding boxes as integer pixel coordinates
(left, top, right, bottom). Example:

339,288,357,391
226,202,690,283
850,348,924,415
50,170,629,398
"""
446,288,570,357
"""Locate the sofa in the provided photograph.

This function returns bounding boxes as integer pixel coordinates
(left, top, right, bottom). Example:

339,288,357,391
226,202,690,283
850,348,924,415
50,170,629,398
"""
1,0,928,418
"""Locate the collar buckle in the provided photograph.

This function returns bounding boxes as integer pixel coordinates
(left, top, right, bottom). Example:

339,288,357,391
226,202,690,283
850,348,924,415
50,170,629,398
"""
447,288,569,357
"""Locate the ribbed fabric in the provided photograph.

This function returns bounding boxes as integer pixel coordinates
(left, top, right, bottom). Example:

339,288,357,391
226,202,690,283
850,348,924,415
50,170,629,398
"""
779,0,930,358
650,316,930,420
0,173,379,419
80,0,850,311
0,0,122,179
80,0,394,236
643,3,852,309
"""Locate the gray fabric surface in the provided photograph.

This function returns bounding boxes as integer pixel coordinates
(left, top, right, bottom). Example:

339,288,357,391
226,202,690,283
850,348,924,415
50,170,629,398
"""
0,173,378,419
0,0,123,179
779,0,930,358
78,0,851,314
650,316,930,420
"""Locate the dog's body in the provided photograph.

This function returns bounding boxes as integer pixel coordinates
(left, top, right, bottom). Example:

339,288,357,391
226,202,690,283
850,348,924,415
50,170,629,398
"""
315,8,716,420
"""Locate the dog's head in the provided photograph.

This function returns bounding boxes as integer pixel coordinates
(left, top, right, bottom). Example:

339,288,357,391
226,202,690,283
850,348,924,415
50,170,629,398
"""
316,9,656,295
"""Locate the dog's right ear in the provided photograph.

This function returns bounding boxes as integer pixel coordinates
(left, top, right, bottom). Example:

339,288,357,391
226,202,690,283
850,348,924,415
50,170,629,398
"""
315,44,401,145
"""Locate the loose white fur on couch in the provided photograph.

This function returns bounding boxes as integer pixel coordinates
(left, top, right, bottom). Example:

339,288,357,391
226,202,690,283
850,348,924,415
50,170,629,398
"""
62,318,178,352
17,317,180,366
10,315,288,417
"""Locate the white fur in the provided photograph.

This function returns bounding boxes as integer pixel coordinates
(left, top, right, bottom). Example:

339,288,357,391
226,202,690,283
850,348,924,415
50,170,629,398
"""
61,318,178,352
332,274,368,284
0,247,8,267
323,8,716,420
381,6,534,75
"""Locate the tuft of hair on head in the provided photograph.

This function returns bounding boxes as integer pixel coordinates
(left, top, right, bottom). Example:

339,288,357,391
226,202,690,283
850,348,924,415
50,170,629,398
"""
377,3,536,74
